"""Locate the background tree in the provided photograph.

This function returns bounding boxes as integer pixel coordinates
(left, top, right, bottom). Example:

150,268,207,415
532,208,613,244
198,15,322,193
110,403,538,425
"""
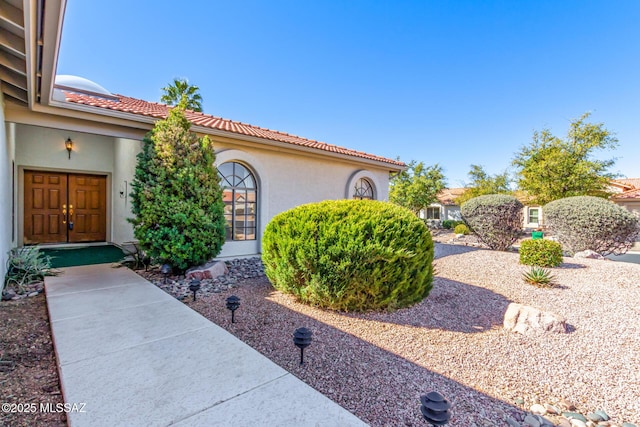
389,161,446,215
455,164,512,205
512,112,618,205
161,78,203,112
129,99,226,271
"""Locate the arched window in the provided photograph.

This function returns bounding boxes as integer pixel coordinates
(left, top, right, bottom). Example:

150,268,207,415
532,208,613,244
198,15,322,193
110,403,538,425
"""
353,178,374,200
218,162,257,241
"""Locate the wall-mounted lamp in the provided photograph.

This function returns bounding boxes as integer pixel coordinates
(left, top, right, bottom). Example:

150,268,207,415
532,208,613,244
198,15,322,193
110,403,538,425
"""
65,138,73,159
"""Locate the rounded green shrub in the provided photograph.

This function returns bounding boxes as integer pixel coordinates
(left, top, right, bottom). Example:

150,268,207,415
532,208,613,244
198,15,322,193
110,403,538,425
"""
453,224,470,235
544,196,640,256
519,239,563,267
262,200,434,312
442,220,463,229
460,194,523,251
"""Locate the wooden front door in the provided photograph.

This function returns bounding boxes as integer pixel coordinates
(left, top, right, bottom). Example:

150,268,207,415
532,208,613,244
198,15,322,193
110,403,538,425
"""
24,171,107,244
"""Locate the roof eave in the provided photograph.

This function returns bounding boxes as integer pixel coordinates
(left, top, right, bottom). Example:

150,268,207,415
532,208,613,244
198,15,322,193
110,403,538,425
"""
41,99,404,171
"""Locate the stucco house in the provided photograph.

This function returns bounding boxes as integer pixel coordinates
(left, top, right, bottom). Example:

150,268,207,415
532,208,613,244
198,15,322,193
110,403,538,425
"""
610,178,640,218
0,0,404,277
421,188,467,223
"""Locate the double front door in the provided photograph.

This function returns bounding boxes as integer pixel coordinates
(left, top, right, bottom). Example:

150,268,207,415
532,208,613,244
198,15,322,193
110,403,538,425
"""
24,171,107,244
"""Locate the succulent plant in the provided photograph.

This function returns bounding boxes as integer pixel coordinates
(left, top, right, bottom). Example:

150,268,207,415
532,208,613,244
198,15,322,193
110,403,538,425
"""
522,266,557,288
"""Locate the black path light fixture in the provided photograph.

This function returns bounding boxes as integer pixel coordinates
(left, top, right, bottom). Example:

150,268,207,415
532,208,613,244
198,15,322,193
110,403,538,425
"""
161,264,171,284
420,391,452,426
225,295,240,323
293,327,312,365
188,278,201,301
65,137,73,159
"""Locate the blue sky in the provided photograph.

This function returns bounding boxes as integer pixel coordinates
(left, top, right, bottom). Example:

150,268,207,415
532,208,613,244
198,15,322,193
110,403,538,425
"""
57,0,639,187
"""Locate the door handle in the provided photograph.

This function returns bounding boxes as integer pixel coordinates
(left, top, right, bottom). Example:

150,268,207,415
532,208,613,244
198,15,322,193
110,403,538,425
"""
62,204,67,224
69,204,74,220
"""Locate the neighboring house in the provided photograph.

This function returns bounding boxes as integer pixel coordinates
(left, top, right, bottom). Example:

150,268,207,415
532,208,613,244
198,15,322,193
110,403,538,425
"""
0,0,404,277
420,188,467,223
423,188,543,229
610,178,640,219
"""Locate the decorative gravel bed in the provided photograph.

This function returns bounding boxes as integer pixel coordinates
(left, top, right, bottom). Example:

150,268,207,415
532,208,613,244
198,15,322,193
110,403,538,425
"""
146,245,640,426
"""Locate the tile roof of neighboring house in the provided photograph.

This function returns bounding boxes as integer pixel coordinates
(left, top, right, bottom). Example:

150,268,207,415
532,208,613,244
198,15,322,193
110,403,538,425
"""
436,188,468,205
611,178,640,191
611,188,640,200
62,91,404,167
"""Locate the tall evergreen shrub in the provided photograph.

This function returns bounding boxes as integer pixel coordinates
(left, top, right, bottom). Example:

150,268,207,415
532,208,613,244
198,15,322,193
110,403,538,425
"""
262,200,434,312
129,101,226,270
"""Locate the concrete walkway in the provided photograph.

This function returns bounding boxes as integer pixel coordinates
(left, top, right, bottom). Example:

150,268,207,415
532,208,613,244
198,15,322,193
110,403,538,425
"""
45,264,366,427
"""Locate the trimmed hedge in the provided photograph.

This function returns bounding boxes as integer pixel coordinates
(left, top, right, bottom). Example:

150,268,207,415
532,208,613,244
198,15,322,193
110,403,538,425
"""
519,239,563,267
262,200,434,312
460,194,523,251
544,196,640,256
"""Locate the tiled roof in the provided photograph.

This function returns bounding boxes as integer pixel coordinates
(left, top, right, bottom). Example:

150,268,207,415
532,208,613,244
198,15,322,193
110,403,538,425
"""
436,188,468,205
611,178,640,191
62,91,404,168
611,188,640,200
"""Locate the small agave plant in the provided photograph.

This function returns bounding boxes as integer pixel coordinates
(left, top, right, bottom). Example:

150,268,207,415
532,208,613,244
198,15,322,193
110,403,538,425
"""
522,266,557,288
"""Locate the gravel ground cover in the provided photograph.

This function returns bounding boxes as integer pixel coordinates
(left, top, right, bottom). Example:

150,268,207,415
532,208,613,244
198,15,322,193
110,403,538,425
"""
0,294,67,427
152,244,639,426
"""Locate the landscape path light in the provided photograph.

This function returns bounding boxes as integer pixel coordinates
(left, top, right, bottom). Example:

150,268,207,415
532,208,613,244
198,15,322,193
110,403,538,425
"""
189,279,201,301
420,391,452,426
226,295,240,323
293,327,312,365
161,264,171,284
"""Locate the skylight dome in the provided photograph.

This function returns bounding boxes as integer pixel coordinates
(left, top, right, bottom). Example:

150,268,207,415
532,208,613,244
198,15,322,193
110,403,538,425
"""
54,75,112,95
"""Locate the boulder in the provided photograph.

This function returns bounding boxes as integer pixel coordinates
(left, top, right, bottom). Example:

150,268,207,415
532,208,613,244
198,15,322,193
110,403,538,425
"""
573,250,605,260
503,303,568,334
2,288,17,301
186,260,228,280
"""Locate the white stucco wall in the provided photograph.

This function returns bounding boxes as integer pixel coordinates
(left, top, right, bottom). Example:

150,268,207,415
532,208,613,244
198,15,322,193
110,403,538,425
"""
15,124,114,173
11,122,394,258
0,92,14,281
112,138,142,244
213,143,392,257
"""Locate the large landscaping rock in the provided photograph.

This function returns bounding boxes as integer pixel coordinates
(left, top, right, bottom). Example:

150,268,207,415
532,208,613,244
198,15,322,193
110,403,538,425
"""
573,250,605,260
503,303,568,334
185,260,228,280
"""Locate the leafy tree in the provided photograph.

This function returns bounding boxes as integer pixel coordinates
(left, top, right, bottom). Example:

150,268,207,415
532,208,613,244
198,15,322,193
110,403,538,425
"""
389,161,446,215
161,78,203,112
129,99,226,271
512,112,618,205
455,164,512,205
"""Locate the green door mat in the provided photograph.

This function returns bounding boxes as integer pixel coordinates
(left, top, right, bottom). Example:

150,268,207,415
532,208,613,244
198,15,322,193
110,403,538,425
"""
41,245,126,268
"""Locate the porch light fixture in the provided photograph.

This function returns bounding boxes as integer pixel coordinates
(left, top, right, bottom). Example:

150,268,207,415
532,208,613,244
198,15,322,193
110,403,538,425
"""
225,295,240,323
293,327,312,365
420,391,452,426
188,279,201,301
65,138,73,159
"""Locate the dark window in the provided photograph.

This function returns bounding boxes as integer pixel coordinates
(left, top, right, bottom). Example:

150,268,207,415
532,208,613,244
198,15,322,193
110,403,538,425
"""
353,178,374,200
425,207,440,220
218,162,257,241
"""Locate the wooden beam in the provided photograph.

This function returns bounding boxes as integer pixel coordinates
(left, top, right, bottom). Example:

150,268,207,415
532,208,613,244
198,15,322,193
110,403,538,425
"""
0,27,25,57
0,2,24,32
1,82,28,103
0,65,27,90
0,51,26,75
